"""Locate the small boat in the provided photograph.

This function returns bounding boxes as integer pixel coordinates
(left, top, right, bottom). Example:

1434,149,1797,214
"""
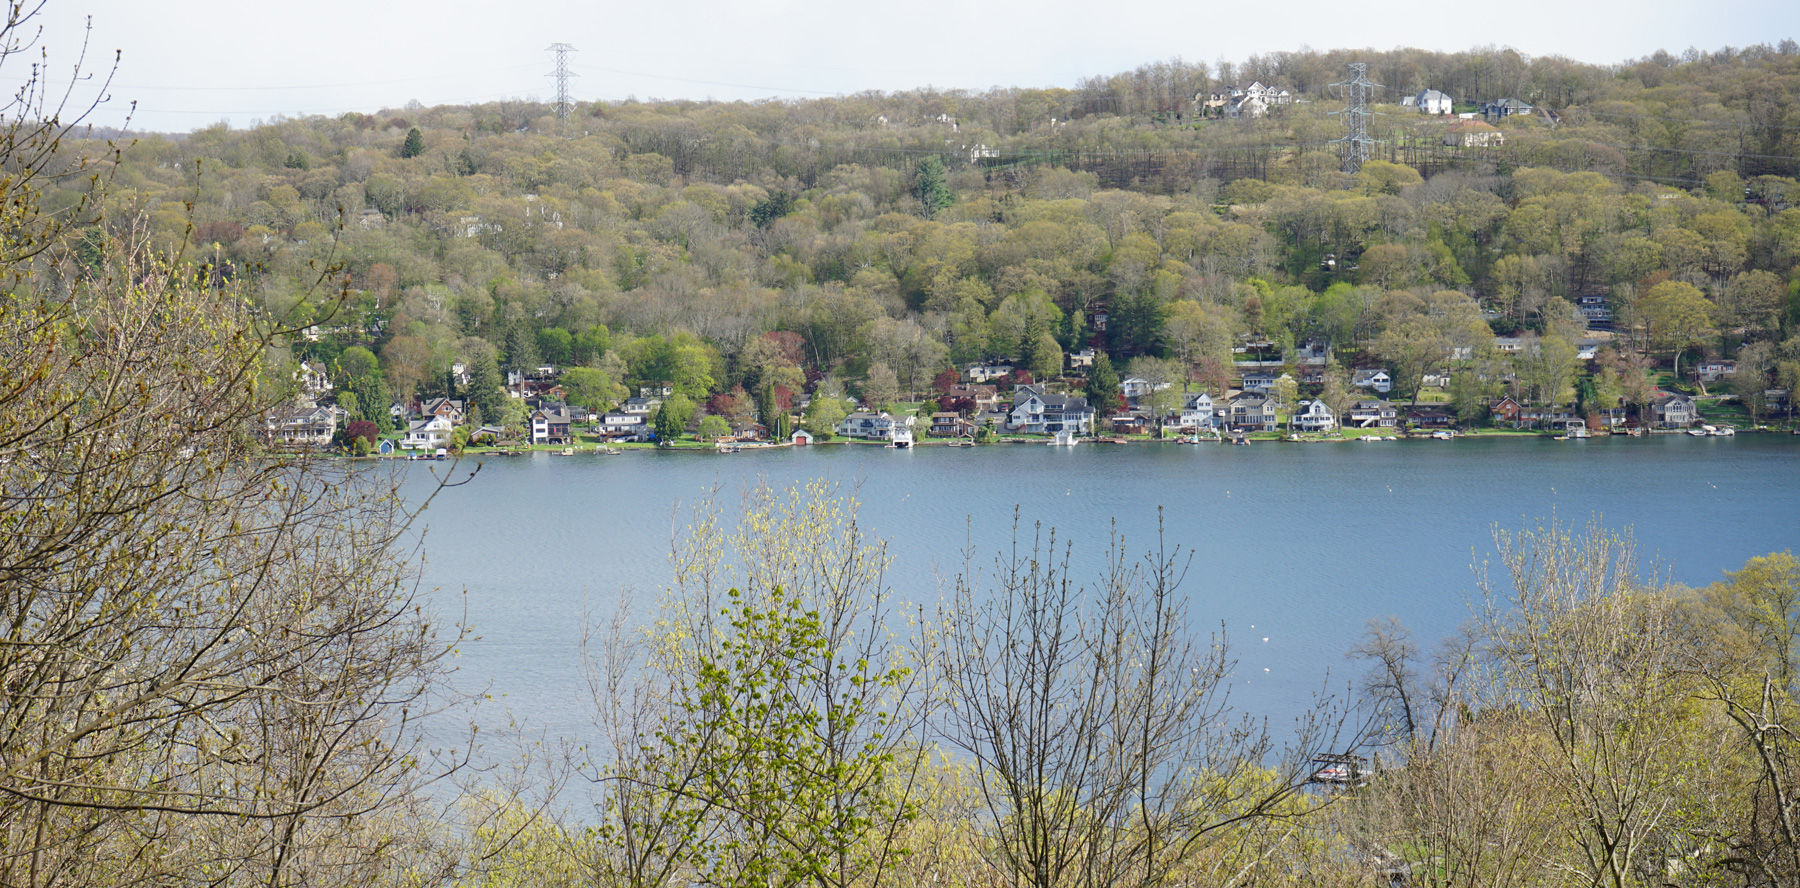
1687,428,1708,437
559,448,575,455
1431,430,1454,440
1711,426,1735,436
1360,435,1383,442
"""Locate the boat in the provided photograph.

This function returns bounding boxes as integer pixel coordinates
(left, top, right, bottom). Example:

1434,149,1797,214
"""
1431,430,1454,440
1360,435,1384,442
1688,428,1708,437
1711,426,1735,436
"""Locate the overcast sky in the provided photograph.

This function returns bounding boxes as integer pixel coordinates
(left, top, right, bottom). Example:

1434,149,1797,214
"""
22,0,1800,134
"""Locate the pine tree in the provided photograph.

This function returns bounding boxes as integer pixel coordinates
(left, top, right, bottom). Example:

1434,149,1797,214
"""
400,127,426,159
915,156,953,218
1085,351,1121,418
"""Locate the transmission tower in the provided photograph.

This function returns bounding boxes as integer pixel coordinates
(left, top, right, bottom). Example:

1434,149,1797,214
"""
546,43,577,122
1329,63,1383,174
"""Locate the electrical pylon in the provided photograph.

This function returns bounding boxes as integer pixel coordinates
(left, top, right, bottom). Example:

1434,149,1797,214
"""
1329,63,1382,174
547,43,577,122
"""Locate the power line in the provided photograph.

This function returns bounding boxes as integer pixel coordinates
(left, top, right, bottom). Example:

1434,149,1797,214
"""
1577,109,1800,133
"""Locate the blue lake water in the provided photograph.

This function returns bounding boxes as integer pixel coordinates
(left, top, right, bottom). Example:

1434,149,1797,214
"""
402,434,1800,743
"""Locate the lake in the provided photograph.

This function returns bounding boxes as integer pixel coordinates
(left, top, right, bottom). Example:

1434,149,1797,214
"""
402,434,1800,743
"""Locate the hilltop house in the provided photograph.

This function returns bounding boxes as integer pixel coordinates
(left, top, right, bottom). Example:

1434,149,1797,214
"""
1196,82,1294,119
1443,120,1505,147
1481,98,1533,119
1410,88,1453,114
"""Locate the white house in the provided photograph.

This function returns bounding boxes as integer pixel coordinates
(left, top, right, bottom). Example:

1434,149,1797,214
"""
1119,376,1171,400
836,411,913,441
1178,392,1216,430
264,402,338,449
1413,88,1453,114
1351,369,1393,394
1292,400,1337,433
966,363,1015,384
600,410,649,441
1241,370,1283,393
1007,385,1095,435
403,415,455,450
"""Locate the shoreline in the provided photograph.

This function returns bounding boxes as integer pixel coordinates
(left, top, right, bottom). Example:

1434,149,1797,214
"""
342,425,1790,459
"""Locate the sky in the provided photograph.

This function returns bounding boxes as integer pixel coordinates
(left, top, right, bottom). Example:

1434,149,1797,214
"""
20,0,1800,134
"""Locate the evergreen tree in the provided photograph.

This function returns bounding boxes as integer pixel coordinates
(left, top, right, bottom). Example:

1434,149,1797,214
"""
1085,351,1121,418
504,324,542,375
468,350,507,422
400,127,426,159
915,156,953,218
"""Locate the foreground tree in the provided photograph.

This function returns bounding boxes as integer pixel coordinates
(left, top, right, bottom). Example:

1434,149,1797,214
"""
0,15,460,879
585,481,927,888
940,519,1344,888
0,253,458,886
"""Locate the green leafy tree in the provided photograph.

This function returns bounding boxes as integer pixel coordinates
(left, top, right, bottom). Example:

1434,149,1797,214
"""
1641,280,1717,381
562,366,625,416
862,363,900,411
592,482,925,888
805,394,847,438
653,393,696,443
699,414,731,439
400,126,425,158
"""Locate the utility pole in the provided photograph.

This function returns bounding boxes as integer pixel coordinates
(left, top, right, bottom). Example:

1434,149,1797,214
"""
547,43,577,123
1329,63,1382,174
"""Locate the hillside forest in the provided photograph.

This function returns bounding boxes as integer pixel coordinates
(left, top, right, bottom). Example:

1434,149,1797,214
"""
53,43,1800,435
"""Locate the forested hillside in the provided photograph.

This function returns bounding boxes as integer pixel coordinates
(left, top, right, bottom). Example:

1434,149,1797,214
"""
55,42,1800,428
